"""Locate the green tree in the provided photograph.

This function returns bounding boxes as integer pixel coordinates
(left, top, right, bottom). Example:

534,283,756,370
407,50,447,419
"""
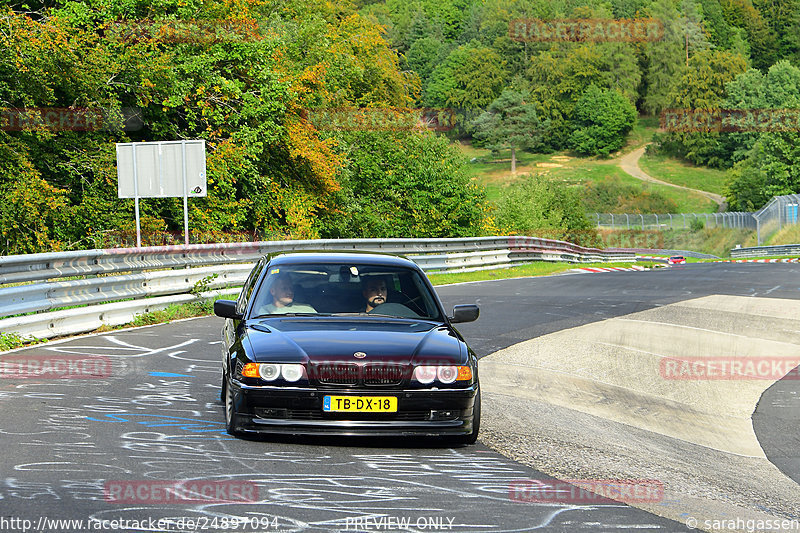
425,41,506,110
405,36,447,81
495,174,596,245
644,0,688,115
723,61,800,208
569,85,637,157
317,131,488,238
525,41,641,150
654,49,748,167
471,88,544,173
753,0,800,63
719,0,777,70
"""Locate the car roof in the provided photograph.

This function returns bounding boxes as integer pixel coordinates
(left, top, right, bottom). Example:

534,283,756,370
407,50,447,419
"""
264,250,419,269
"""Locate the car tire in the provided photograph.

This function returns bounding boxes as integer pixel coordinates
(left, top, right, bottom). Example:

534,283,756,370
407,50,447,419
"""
451,388,481,445
224,374,241,436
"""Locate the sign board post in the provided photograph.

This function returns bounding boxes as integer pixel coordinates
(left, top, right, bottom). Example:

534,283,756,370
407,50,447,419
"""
116,140,206,246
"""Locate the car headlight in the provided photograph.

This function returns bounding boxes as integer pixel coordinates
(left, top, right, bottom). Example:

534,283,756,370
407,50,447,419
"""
413,365,472,384
280,364,304,382
413,366,437,384
437,366,458,384
259,363,280,381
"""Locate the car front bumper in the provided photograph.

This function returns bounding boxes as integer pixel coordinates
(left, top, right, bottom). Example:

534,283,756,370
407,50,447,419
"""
228,380,479,437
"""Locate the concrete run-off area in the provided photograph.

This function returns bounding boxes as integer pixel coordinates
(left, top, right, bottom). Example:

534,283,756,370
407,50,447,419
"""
479,295,800,531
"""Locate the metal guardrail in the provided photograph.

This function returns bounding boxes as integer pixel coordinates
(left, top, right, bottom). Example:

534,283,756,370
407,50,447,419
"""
730,244,800,258
0,237,504,284
0,236,635,342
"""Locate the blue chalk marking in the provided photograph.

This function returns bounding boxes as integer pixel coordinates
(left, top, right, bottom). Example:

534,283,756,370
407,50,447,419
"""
149,371,193,378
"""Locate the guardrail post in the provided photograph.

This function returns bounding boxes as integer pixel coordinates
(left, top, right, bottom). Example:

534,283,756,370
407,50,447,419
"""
640,214,644,229
611,214,614,228
668,213,672,229
625,214,629,229
655,214,659,228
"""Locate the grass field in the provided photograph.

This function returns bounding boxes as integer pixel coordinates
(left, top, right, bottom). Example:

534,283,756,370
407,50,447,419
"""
459,142,718,213
625,115,660,151
459,116,724,214
426,261,647,284
638,154,729,196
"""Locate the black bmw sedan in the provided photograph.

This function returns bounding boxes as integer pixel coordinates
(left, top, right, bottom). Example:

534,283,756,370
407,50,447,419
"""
214,251,481,444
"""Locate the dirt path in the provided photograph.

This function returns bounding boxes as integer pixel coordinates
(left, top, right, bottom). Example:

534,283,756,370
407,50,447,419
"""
618,145,726,211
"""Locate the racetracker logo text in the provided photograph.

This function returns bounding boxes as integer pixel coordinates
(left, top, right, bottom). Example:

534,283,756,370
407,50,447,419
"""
660,357,800,380
660,108,800,133
509,479,664,504
0,355,112,379
103,480,259,504
0,107,143,132
304,107,456,132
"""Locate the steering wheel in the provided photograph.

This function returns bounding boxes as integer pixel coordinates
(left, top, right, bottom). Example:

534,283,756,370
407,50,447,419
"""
393,291,425,314
368,302,421,319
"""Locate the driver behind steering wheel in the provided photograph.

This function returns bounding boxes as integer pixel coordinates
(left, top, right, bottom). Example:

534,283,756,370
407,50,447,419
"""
361,276,388,313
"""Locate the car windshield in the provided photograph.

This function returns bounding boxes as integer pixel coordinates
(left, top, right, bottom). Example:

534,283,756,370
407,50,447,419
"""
248,262,443,321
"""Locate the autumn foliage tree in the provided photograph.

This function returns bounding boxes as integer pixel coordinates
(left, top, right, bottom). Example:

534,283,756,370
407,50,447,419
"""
0,0,486,254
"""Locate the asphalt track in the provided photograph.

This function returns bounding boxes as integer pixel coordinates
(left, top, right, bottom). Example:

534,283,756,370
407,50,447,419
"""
1,262,798,533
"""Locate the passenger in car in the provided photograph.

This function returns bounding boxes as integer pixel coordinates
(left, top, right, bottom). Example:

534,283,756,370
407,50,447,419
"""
257,274,317,314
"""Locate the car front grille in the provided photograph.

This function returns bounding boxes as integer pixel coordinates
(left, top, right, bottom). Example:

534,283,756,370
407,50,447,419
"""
311,363,360,385
310,363,409,387
364,364,407,385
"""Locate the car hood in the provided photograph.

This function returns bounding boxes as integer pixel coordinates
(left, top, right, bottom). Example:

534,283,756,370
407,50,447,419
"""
243,318,465,365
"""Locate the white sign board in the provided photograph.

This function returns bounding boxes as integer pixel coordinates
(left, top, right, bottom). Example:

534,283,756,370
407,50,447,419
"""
116,140,206,198
115,139,207,247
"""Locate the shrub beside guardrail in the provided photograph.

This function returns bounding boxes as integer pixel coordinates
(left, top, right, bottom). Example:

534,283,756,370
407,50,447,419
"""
0,236,636,342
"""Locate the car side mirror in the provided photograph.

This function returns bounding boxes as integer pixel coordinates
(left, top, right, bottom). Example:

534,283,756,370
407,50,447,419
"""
214,299,242,319
451,304,479,323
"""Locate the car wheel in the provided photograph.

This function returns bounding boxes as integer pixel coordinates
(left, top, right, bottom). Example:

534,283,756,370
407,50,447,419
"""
451,388,481,446
219,372,226,404
224,374,241,436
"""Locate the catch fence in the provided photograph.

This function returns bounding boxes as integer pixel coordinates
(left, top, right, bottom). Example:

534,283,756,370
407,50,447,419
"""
594,212,756,230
